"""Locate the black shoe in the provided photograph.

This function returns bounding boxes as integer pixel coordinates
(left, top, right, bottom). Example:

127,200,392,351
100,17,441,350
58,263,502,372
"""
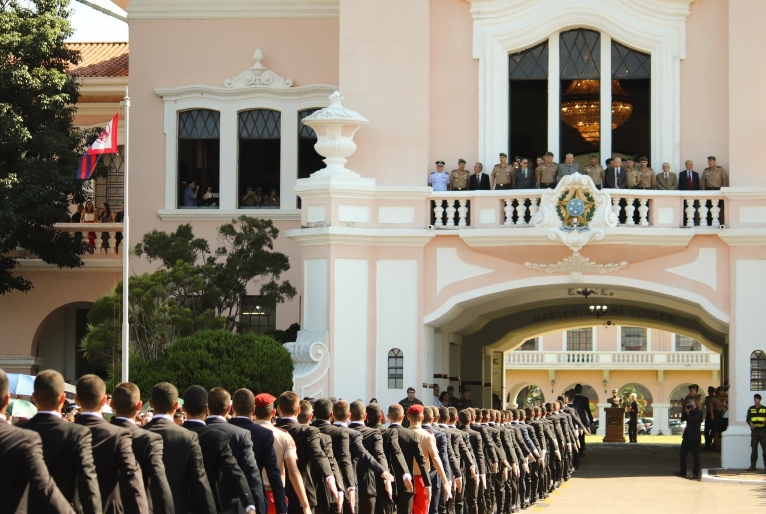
690,475,700,480
674,471,686,478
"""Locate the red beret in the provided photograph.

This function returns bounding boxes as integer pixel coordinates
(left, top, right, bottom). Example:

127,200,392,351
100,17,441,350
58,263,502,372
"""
407,404,424,415
254,393,276,409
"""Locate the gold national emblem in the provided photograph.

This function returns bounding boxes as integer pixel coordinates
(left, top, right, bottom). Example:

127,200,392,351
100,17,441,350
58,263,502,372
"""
556,187,596,233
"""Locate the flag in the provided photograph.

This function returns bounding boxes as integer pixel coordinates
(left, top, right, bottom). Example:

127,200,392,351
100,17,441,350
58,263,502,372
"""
77,153,99,180
88,113,119,155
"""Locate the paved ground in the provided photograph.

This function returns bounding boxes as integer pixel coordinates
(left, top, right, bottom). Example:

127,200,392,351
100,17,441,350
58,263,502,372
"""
532,442,765,513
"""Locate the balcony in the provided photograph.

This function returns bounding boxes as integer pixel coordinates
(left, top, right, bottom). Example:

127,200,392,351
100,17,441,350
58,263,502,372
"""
505,351,721,370
9,223,124,265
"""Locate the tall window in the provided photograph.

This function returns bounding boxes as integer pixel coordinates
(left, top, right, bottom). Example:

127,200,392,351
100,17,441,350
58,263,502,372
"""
621,327,647,351
388,348,404,389
178,109,220,208
516,338,539,351
238,109,281,208
567,328,593,351
95,146,124,208
560,29,601,158
611,40,651,162
508,41,548,159
675,335,702,352
240,295,276,335
752,350,766,391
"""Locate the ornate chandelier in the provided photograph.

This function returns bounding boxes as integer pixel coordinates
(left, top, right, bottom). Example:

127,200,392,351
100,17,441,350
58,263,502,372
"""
560,80,633,145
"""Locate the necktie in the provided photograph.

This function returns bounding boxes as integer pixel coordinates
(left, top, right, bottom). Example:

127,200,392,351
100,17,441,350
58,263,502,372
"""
688,173,693,189
665,173,668,180
524,169,527,178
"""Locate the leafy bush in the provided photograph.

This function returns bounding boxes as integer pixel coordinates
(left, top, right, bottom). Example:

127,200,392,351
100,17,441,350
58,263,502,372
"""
130,330,294,400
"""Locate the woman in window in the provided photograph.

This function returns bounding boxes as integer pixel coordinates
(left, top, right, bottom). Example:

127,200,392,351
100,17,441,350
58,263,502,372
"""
241,185,258,207
262,188,280,207
82,201,98,254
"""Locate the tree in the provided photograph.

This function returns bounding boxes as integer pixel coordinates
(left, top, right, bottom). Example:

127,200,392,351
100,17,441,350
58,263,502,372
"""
130,330,294,400
0,0,96,294
620,385,647,417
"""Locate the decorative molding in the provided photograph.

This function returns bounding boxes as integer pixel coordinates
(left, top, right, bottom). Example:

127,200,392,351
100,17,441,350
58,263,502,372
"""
296,184,432,201
458,227,695,247
224,49,293,89
155,83,336,104
665,248,717,291
286,226,434,247
0,355,43,367
15,259,122,272
524,252,627,283
718,230,766,247
127,0,339,19
77,77,130,96
284,330,331,399
157,209,301,221
722,188,766,200
437,248,494,294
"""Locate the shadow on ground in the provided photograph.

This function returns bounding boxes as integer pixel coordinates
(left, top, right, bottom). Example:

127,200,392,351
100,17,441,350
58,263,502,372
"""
576,442,720,478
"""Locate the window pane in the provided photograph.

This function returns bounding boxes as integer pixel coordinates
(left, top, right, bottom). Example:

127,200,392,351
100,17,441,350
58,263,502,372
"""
178,139,220,208
240,110,281,139
240,295,276,335
675,335,702,352
567,328,593,351
509,41,548,80
612,41,651,79
179,110,220,139
611,41,650,163
298,109,324,195
239,110,281,209
509,42,548,162
560,29,600,79
621,327,647,351
517,338,539,351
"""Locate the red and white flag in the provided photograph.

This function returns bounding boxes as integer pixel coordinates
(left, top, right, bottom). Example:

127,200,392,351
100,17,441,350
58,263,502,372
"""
87,113,119,155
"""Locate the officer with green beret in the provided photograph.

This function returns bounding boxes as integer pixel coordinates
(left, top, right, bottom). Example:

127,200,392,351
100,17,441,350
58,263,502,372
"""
450,159,470,191
491,153,513,190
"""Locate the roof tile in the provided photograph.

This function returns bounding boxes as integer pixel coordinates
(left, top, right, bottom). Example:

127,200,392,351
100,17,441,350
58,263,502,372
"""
66,42,129,78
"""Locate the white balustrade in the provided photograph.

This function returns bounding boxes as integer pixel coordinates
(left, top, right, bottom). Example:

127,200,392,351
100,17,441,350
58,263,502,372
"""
53,223,124,256
506,351,719,369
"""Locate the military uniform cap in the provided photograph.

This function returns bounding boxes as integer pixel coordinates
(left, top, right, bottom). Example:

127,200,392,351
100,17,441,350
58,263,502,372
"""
407,404,424,415
436,160,445,166
590,154,598,158
458,158,466,164
707,155,717,161
407,387,416,393
544,151,554,157
499,152,508,157
639,156,648,162
254,393,276,408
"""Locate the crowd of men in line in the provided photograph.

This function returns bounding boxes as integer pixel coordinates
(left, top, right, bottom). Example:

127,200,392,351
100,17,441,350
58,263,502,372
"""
0,368,595,514
428,153,728,191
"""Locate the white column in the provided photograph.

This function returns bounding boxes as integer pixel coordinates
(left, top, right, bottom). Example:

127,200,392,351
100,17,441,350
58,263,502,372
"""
599,33,612,161
596,402,610,436
547,32,561,156
218,109,237,210
651,403,670,435
280,109,298,209
334,258,368,401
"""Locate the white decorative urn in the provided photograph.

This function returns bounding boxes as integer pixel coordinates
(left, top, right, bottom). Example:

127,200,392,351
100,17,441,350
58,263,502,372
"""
301,91,369,179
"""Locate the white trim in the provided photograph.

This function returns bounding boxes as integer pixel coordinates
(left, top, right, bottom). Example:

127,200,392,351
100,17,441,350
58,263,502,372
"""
599,33,612,160
547,32,560,156
157,209,301,221
718,229,766,247
127,0,339,19
286,226,435,247
14,259,122,272
156,83,337,212
78,77,129,97
468,0,695,169
561,330,567,352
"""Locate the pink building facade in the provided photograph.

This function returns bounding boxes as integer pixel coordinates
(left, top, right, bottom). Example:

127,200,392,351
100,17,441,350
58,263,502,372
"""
3,0,766,468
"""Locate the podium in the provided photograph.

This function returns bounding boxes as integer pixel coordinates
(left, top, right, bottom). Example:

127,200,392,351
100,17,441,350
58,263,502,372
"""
603,407,626,443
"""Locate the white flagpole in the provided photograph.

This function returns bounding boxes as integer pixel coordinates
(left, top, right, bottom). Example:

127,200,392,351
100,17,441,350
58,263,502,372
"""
120,87,130,382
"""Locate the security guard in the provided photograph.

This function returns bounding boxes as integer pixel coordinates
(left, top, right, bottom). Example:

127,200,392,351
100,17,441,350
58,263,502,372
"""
747,393,766,471
491,153,514,190
584,154,604,189
636,157,655,189
536,151,558,189
701,156,728,190
398,387,424,428
450,159,470,191
428,160,450,191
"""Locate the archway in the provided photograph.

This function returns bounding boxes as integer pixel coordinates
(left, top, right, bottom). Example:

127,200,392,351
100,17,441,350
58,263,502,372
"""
619,382,654,417
34,301,97,382
510,383,545,409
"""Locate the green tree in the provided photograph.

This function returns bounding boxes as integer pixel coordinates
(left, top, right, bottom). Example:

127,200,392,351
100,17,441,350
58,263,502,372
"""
620,385,647,417
130,330,294,400
0,0,96,294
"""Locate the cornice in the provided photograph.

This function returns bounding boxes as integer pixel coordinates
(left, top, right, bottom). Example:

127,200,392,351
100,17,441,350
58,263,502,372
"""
459,227,696,247
286,226,434,247
158,209,301,222
155,84,337,104
78,77,129,96
296,184,433,201
15,259,122,272
128,0,339,19
721,187,766,200
717,229,766,247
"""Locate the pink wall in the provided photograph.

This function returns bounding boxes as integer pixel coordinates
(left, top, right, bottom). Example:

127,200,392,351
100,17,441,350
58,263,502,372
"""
680,0,729,173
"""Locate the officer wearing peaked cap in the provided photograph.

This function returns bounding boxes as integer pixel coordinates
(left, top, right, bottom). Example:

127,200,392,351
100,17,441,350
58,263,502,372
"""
491,153,513,190
428,161,450,191
450,159,470,191
701,156,728,190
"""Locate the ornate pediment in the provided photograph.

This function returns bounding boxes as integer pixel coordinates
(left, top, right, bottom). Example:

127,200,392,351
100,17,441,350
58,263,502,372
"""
532,172,617,252
224,49,294,89
525,252,628,283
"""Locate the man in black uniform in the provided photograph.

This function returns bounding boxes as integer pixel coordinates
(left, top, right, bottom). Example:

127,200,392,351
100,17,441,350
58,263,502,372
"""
676,399,704,479
387,404,431,514
399,388,424,429
746,394,766,471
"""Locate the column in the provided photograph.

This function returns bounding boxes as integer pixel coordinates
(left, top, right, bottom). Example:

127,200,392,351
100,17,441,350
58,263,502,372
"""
599,33,612,160
547,32,560,156
596,403,610,436
651,403,670,435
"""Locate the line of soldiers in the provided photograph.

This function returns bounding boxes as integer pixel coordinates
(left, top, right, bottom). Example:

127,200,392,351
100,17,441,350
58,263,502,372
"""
429,153,728,192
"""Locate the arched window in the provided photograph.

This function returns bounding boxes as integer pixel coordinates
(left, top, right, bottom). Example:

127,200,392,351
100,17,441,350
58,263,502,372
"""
238,109,281,208
178,109,220,208
751,350,766,391
388,348,403,389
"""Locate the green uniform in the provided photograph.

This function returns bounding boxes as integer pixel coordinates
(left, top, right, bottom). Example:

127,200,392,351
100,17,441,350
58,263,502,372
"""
747,404,766,467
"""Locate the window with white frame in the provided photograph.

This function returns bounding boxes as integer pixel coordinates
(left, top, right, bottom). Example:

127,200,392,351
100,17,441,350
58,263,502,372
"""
240,295,276,335
675,335,702,352
238,109,281,208
177,109,221,208
567,328,593,351
516,338,539,351
388,349,404,389
621,327,647,351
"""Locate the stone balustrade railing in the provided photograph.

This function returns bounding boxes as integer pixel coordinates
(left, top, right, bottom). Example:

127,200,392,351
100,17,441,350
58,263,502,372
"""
54,223,124,255
506,350,720,368
429,190,725,229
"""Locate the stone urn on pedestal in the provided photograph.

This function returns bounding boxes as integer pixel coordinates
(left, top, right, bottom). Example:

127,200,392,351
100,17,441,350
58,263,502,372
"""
300,91,372,184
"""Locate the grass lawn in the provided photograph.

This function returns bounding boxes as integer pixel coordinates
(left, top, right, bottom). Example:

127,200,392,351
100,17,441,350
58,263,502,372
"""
584,434,683,444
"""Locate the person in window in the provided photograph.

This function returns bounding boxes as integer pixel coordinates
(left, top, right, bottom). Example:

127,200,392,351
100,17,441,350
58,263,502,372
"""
241,185,258,207
202,186,216,206
262,188,280,207
82,200,98,254
183,181,200,207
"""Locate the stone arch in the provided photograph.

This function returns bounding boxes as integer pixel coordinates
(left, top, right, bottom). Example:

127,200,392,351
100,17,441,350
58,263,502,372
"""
669,382,696,420
33,301,95,381
507,382,546,409
618,382,654,416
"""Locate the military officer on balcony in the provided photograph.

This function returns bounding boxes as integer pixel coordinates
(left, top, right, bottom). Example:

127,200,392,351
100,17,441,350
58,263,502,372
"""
491,153,513,190
701,156,728,190
450,159,470,191
535,152,558,189
584,155,604,189
428,161,450,191
636,157,655,189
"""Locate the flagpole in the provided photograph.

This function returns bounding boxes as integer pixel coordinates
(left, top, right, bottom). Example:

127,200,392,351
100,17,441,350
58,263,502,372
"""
120,87,130,382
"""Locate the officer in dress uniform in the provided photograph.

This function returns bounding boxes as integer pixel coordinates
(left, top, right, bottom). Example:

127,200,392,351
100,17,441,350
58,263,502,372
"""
491,153,513,190
584,155,604,189
635,157,655,189
626,164,639,189
428,161,450,191
701,156,728,190
535,152,558,189
747,394,766,471
450,159,470,191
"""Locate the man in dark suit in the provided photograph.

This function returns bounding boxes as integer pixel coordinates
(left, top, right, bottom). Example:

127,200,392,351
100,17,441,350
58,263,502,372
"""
468,163,491,190
677,398,704,479
74,375,148,514
514,158,536,189
110,382,174,514
571,385,592,457
420,406,455,514
20,369,102,514
456,409,484,514
181,386,257,514
0,368,75,514
298,400,345,514
679,160,701,190
440,406,477,514
143,382,216,514
311,398,356,510
603,156,628,189
348,401,389,514
274,392,338,514
365,403,411,514
229,390,292,514
387,404,431,514
206,387,270,514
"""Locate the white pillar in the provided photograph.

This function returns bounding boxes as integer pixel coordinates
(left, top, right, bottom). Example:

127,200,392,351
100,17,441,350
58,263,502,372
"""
596,403,610,436
651,403,670,435
599,33,612,161
547,32,560,156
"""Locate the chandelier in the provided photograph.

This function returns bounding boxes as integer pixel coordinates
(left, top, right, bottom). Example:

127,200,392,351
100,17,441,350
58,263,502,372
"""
560,80,633,145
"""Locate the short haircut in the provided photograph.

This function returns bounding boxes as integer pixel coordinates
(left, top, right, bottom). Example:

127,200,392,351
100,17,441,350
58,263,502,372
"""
575,383,583,392
438,406,449,422
511,408,520,419
233,388,255,417
566,391,575,401
297,400,313,424
207,387,231,416
0,368,7,401
151,382,179,414
388,403,404,421
183,385,208,416
313,398,333,420
76,374,106,410
480,408,489,419
557,395,566,403
278,391,300,417
755,394,762,400
349,400,366,421
333,400,350,421
519,410,527,420
532,406,540,416
112,382,141,416
457,409,471,425
366,403,382,425
33,370,65,408
422,406,433,423
448,406,458,420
